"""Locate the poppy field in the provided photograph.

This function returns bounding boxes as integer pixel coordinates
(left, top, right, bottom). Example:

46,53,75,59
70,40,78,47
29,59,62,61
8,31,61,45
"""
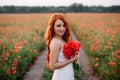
0,13,120,80
67,13,120,80
0,13,49,80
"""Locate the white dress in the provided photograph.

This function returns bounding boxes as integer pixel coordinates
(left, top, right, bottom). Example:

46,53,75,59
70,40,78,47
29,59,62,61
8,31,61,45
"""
52,46,74,80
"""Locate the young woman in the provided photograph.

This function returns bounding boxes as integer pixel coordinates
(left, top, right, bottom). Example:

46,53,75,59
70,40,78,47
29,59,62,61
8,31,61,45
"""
44,13,79,80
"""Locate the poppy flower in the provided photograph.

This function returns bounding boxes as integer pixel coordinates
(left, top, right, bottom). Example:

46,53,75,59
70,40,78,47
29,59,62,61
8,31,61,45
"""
63,40,81,59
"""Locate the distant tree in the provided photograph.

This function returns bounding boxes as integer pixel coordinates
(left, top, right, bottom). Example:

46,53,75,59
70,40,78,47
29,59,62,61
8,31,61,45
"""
0,3,120,13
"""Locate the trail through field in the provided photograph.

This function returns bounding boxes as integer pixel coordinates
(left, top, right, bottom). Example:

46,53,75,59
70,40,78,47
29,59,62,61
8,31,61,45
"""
23,30,101,80
71,30,101,80
23,48,47,80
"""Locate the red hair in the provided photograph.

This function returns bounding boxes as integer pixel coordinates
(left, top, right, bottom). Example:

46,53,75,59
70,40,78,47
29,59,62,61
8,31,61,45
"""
44,13,70,68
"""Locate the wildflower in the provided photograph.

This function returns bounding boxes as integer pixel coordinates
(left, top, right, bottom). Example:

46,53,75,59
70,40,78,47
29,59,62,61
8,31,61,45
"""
6,70,11,75
10,49,19,53
11,67,16,75
12,61,18,66
116,55,120,59
90,47,95,51
96,58,100,60
12,70,16,75
0,41,2,44
6,53,10,57
24,40,28,44
114,49,120,59
2,46,6,49
96,46,101,50
11,67,16,71
14,42,24,49
94,63,99,67
115,49,120,55
18,55,21,59
0,58,2,62
109,61,116,67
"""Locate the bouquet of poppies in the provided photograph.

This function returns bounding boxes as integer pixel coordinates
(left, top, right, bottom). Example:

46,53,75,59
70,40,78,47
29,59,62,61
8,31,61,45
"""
63,40,81,59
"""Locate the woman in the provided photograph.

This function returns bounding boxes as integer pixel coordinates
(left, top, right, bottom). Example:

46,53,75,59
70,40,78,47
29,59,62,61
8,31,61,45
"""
44,13,79,80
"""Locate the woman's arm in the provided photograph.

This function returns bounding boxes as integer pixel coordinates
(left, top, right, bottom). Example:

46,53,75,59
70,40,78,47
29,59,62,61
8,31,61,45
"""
49,39,78,70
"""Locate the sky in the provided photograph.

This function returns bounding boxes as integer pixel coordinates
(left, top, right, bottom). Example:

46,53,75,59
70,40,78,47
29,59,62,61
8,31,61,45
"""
0,0,120,7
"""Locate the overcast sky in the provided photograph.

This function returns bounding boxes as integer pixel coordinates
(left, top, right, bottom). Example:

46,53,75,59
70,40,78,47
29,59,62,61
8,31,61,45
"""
0,0,120,7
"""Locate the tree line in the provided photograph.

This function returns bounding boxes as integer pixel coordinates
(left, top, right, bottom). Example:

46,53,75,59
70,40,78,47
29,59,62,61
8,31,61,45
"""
0,3,120,13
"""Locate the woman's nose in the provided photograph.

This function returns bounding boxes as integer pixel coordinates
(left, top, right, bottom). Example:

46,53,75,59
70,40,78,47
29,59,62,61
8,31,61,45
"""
61,26,65,30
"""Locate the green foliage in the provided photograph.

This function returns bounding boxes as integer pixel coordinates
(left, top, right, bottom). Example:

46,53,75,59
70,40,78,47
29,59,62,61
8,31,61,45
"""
73,62,82,80
0,31,46,80
72,23,120,80
0,3,120,13
42,69,53,80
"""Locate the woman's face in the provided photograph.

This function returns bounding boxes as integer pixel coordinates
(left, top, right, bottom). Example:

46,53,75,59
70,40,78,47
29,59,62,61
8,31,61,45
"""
54,19,66,37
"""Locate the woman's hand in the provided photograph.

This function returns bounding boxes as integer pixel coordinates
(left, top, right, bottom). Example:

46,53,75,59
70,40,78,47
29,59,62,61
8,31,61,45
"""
70,54,79,62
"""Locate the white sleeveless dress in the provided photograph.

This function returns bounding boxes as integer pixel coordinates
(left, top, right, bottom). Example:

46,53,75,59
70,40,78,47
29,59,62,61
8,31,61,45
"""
52,46,74,80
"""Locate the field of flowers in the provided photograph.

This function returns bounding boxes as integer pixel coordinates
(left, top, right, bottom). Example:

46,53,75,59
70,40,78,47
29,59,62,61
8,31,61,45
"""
66,13,120,80
0,13,51,80
0,13,120,80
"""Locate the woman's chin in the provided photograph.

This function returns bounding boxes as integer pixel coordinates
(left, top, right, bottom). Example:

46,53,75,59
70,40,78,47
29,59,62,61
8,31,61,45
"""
60,34,65,36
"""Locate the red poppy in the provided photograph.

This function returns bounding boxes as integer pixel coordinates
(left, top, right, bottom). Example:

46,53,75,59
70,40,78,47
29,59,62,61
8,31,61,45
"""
6,53,10,57
6,70,11,75
11,67,16,71
63,40,81,59
12,61,18,66
12,70,16,75
10,49,19,53
18,55,21,59
0,41,2,44
109,61,116,67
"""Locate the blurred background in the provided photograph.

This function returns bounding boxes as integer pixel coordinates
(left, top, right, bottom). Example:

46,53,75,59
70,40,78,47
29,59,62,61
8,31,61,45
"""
0,0,120,80
0,0,120,13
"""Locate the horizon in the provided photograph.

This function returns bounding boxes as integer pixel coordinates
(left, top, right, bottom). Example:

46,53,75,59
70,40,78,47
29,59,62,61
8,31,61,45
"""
0,4,120,7
0,0,120,7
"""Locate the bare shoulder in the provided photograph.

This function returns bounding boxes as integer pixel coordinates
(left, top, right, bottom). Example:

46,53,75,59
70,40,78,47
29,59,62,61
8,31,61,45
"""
50,38,62,49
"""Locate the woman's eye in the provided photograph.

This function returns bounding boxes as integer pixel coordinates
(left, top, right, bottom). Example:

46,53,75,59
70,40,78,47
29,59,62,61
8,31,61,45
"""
57,24,61,27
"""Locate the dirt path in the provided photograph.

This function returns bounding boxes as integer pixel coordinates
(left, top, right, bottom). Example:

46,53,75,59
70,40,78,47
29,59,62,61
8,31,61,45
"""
23,47,47,80
71,30,101,80
23,30,101,80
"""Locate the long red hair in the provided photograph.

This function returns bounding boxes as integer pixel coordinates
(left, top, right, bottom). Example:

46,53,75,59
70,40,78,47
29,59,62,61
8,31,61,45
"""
44,13,70,68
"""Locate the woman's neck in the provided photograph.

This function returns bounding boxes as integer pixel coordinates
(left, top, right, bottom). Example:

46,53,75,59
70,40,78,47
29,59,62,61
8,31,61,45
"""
55,35,62,39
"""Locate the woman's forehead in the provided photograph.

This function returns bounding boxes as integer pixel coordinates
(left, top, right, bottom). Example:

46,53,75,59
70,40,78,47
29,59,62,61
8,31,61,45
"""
55,19,64,24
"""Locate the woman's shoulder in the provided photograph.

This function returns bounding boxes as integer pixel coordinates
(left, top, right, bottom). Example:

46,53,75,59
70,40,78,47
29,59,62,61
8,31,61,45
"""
50,38,62,48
